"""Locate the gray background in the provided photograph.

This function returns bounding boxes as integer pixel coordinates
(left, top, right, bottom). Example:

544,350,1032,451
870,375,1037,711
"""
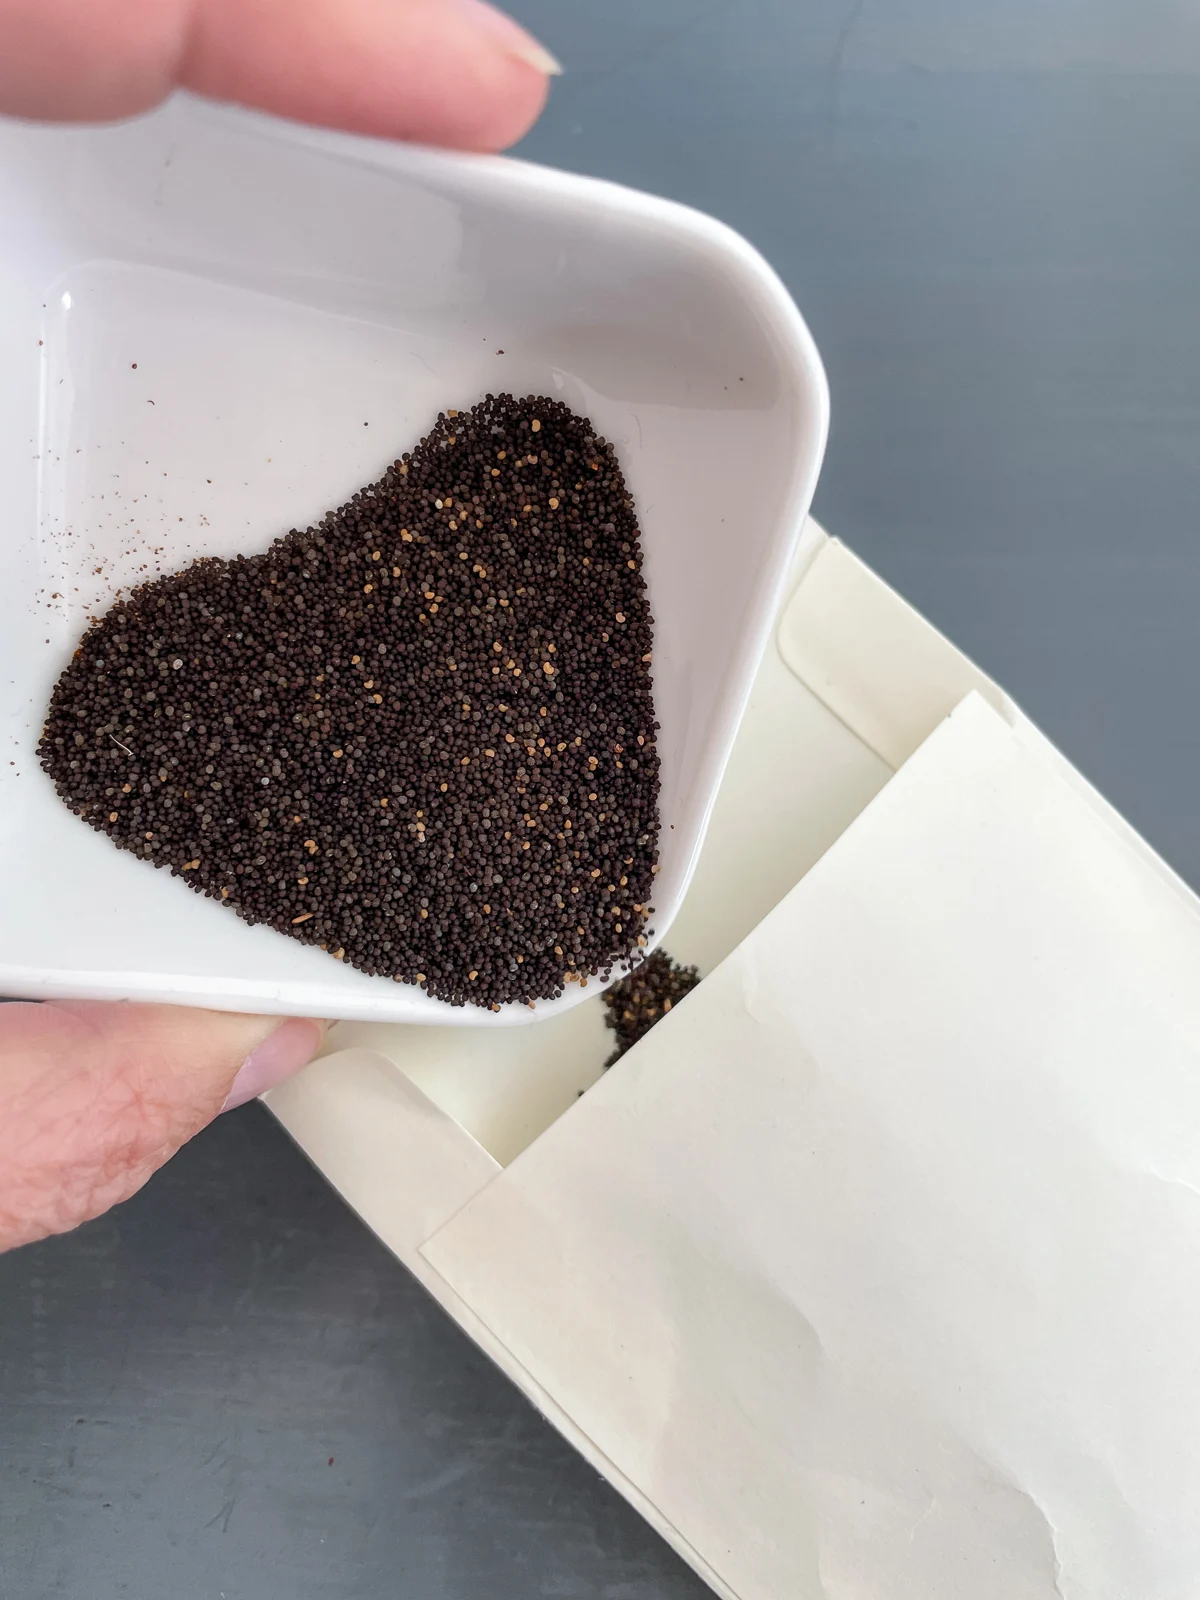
4,3,1198,1595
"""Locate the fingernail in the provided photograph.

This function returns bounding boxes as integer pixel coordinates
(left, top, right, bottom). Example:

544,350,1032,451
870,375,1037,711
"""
449,0,563,75
222,1018,325,1112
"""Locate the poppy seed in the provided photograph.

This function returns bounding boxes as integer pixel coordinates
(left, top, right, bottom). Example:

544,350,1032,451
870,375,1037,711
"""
39,395,660,1009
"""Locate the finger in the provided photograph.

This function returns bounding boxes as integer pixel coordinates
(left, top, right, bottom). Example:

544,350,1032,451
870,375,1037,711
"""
0,0,558,151
0,1002,323,1253
183,0,558,150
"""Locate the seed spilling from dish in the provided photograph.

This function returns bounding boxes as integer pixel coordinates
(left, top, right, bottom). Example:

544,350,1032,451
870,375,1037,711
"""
40,394,660,1009
601,950,700,1066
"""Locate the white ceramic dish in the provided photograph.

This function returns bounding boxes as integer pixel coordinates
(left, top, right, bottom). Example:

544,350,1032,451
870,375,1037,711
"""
0,96,827,1024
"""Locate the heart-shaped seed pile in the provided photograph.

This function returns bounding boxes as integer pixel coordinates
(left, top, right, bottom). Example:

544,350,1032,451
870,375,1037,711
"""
39,393,660,1009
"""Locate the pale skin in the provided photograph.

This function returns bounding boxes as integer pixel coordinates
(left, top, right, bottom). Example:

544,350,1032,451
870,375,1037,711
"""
0,0,556,1254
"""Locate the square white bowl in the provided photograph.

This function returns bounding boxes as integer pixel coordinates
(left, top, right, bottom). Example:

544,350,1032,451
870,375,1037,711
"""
0,97,827,1024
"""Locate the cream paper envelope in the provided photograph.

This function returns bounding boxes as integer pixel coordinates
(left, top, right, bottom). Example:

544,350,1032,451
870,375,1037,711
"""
268,525,1200,1599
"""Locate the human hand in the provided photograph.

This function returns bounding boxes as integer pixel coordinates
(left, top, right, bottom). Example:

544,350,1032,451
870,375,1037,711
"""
0,1006,326,1251
0,0,558,150
0,0,558,1253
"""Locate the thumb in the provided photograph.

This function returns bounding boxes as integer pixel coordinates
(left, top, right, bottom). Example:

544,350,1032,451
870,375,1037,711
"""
0,1002,324,1253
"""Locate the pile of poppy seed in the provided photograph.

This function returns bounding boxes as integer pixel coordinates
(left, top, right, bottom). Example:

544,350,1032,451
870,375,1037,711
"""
39,394,661,1009
601,950,700,1067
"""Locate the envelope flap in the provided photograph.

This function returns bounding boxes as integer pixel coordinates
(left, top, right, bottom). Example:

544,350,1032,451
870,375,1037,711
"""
421,693,1200,1600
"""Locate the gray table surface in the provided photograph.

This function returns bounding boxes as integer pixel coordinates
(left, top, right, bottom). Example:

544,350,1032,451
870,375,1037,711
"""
4,4,1199,1595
